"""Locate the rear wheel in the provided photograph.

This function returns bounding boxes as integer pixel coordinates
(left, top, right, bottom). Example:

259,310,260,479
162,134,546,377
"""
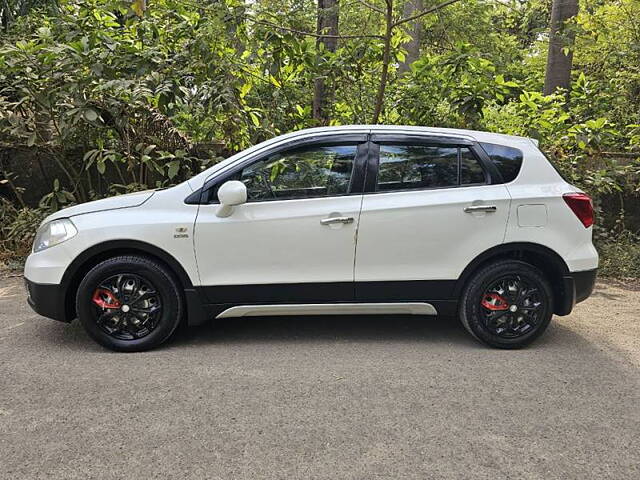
76,255,183,352
460,260,553,349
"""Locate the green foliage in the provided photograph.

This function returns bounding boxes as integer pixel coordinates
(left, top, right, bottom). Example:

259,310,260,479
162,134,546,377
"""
0,0,639,274
40,178,76,210
596,231,640,278
397,43,522,128
0,197,47,265
0,0,243,202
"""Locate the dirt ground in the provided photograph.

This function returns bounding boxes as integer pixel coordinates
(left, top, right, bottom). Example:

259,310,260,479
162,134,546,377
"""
1,273,639,479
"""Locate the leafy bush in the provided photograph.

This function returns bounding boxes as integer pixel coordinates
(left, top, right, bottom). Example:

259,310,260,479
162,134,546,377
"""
596,231,640,279
0,199,48,267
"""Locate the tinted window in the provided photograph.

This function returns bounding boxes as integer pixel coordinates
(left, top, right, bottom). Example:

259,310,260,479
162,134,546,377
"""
377,145,459,190
226,144,357,202
460,147,486,184
480,142,523,183
376,145,487,191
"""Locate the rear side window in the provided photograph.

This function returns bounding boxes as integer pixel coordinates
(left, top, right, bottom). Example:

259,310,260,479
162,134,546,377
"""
479,142,523,183
376,145,486,192
460,147,485,184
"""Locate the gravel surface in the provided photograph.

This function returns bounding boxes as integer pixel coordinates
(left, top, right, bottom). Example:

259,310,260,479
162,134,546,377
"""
1,274,639,479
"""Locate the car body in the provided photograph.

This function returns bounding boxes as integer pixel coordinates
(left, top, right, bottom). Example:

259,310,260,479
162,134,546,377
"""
24,125,598,351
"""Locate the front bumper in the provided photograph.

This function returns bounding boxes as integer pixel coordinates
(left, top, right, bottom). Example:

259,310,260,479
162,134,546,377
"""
25,278,71,323
557,268,597,316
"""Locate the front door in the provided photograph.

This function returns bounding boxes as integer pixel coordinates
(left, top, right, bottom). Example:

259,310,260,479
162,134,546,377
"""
194,139,368,304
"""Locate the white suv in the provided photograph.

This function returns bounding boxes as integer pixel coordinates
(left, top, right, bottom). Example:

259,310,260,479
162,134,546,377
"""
24,126,598,351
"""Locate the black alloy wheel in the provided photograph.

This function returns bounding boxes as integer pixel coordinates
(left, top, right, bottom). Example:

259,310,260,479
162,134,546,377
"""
479,275,543,339
460,260,553,349
76,255,183,352
91,273,162,340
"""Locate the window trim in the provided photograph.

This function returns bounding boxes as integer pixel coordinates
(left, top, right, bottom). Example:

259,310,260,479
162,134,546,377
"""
459,145,490,186
185,133,507,204
365,138,497,195
196,137,369,205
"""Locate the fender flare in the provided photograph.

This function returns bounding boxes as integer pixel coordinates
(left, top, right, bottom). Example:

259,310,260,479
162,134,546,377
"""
61,239,195,290
454,242,570,299
60,240,209,324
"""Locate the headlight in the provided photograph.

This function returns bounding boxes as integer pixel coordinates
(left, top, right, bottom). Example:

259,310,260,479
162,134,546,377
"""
33,218,78,253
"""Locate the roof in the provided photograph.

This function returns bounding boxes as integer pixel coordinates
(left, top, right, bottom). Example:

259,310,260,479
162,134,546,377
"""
284,125,533,146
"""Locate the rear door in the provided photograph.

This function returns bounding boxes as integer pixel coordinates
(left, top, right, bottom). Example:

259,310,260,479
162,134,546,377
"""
354,134,511,301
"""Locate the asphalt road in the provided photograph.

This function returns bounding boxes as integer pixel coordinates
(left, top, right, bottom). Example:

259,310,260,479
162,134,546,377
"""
1,273,639,479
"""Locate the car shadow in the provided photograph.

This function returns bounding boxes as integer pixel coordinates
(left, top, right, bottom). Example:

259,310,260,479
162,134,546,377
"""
36,312,592,352
167,314,481,349
26,302,631,358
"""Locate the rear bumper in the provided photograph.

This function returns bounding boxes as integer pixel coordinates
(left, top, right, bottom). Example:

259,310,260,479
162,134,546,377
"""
25,278,71,323
556,269,597,316
572,269,598,303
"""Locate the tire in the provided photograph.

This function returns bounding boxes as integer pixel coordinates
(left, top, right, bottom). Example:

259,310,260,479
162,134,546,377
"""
459,260,553,349
76,255,183,352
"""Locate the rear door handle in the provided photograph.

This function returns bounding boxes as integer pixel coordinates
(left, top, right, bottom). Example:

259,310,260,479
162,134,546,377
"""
320,216,355,225
464,205,497,213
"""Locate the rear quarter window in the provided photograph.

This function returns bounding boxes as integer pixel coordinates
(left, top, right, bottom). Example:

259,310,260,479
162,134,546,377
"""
479,142,523,183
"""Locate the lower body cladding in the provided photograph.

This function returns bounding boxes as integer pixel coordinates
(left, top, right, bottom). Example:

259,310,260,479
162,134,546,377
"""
558,269,598,315
215,302,438,319
25,270,598,325
25,280,67,322
188,272,597,326
189,280,457,325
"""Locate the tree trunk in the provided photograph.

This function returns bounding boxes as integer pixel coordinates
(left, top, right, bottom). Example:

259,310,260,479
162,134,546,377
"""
372,1,394,124
398,0,423,75
312,0,339,125
543,0,579,96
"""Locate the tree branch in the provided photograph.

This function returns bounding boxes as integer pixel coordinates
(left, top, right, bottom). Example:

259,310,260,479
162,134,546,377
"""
372,1,394,124
354,0,385,15
393,0,461,28
249,18,384,40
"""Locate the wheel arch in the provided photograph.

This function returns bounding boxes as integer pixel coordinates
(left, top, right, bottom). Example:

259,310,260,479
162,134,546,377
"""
455,242,571,315
61,240,195,322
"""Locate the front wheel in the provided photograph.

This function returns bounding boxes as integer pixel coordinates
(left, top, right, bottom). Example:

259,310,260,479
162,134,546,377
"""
459,260,553,349
76,255,183,352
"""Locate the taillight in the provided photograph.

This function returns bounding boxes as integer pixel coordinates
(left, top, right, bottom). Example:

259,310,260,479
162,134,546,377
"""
563,193,594,228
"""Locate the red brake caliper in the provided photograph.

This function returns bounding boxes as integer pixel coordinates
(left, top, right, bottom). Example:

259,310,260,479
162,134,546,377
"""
92,289,121,309
481,293,509,311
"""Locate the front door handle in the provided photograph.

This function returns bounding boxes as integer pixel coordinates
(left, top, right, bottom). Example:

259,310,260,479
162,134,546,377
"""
320,216,355,225
464,205,497,213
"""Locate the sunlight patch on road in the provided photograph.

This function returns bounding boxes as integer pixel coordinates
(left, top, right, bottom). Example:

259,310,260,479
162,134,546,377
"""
0,322,25,332
557,282,640,368
0,284,20,299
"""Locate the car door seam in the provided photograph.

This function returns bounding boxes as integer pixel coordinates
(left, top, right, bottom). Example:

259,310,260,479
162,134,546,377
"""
352,132,371,293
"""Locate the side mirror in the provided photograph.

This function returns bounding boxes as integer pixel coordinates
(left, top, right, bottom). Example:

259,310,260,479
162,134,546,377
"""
216,180,247,218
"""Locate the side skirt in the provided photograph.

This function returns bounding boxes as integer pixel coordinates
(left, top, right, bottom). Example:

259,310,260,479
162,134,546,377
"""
215,302,438,319
187,280,460,325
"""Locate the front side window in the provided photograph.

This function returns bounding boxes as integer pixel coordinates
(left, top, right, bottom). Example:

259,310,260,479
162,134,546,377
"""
212,144,358,202
376,144,486,192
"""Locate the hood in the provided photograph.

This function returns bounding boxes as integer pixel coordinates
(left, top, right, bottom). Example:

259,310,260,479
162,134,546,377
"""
45,190,156,223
